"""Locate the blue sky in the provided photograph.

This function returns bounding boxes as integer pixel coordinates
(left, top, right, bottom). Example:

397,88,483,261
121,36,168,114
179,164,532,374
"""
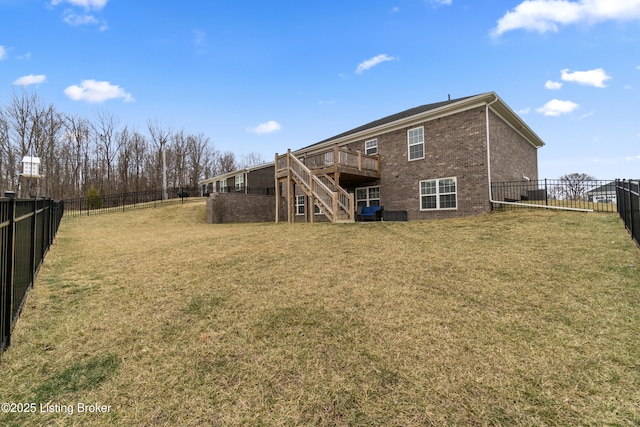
1,0,639,179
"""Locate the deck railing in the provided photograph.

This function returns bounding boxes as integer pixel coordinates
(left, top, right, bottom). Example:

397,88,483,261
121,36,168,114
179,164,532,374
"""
303,146,379,174
276,150,356,222
287,153,335,217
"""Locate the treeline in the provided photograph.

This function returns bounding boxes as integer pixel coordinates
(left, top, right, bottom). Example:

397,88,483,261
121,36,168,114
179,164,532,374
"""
0,91,263,200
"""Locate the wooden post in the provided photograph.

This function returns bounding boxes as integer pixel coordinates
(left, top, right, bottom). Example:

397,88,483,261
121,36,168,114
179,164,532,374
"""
332,191,338,223
309,180,315,224
349,193,355,221
334,144,339,168
288,180,295,223
286,150,293,223
357,149,362,171
274,152,279,223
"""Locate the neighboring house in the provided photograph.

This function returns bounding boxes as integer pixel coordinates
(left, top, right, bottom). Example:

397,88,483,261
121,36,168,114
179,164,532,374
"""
200,92,545,223
586,181,617,204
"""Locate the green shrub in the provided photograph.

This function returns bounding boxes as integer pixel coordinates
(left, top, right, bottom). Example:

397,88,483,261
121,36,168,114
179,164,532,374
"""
87,185,102,209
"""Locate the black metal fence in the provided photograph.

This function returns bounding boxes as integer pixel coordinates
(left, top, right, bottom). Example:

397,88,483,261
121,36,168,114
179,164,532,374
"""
63,187,201,219
616,179,640,249
491,179,617,213
1,194,64,352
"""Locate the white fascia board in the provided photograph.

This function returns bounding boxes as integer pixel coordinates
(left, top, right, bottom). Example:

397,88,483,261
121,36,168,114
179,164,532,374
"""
488,94,545,149
198,161,275,186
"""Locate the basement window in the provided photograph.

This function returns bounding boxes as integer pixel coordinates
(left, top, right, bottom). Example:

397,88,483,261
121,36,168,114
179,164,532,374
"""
355,186,380,209
295,195,305,215
420,177,457,210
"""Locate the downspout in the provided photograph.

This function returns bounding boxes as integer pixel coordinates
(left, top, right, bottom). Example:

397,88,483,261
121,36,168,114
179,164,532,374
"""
485,95,593,212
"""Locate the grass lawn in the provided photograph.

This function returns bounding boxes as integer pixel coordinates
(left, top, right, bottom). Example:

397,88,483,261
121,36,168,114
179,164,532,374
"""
1,202,639,426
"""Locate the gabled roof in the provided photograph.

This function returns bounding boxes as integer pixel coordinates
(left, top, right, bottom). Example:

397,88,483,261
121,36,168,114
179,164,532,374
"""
586,181,616,194
312,95,477,146
294,92,545,155
200,92,545,185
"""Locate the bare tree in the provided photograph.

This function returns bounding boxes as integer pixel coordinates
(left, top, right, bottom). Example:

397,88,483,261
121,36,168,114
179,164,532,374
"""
0,107,13,194
5,91,51,196
170,129,189,188
186,133,214,189
560,173,596,201
40,105,65,197
239,151,265,169
64,115,92,198
147,119,172,199
130,130,148,192
93,109,121,194
217,151,237,174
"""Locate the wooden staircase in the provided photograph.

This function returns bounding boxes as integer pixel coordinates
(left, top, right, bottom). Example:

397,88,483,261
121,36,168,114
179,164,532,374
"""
276,150,355,223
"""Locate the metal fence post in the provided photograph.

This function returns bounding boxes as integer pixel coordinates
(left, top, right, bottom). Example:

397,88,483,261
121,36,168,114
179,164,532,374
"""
30,198,37,290
2,192,16,350
544,179,548,206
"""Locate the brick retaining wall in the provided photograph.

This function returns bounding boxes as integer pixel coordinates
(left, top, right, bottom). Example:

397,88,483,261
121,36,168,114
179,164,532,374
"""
206,192,275,223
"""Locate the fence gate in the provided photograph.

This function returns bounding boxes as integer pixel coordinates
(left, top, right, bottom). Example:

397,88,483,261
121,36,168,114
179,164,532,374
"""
0,193,64,352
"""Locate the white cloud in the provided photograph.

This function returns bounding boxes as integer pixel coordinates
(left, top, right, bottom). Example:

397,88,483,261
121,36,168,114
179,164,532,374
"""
545,80,563,90
63,11,98,26
51,0,107,10
64,79,134,103
428,0,452,4
247,120,282,135
561,68,611,88
492,0,640,38
13,74,47,86
0,46,7,60
536,99,579,116
355,54,398,74
61,10,107,30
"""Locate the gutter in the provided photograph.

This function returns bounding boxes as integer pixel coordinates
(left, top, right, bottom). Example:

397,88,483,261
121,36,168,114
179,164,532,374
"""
485,94,593,213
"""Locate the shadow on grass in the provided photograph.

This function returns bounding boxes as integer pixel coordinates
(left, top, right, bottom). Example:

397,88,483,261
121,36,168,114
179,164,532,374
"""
33,353,120,402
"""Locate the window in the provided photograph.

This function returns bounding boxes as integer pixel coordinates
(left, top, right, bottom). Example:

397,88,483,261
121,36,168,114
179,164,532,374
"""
420,177,457,210
408,127,424,161
355,186,380,209
295,195,305,215
235,174,245,192
365,139,378,155
219,178,228,193
296,196,323,216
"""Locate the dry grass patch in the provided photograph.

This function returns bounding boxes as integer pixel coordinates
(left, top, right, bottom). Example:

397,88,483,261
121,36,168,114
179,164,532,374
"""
1,202,639,426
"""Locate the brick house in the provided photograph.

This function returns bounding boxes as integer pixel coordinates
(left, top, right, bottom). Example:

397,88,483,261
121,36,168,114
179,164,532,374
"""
201,92,544,223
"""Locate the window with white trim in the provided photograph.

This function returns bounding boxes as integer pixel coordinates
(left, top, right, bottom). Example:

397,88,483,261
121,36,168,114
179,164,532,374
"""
355,186,380,209
296,196,324,216
235,173,245,191
365,139,378,155
295,195,305,215
420,177,457,210
408,126,424,161
219,178,228,193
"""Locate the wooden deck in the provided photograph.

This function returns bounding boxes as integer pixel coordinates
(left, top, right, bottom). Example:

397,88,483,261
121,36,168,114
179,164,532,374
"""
275,145,380,180
275,146,379,223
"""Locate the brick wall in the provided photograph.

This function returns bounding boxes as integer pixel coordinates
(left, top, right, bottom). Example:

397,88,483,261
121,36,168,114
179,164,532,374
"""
247,165,275,189
344,106,491,220
206,192,275,223
488,109,539,183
